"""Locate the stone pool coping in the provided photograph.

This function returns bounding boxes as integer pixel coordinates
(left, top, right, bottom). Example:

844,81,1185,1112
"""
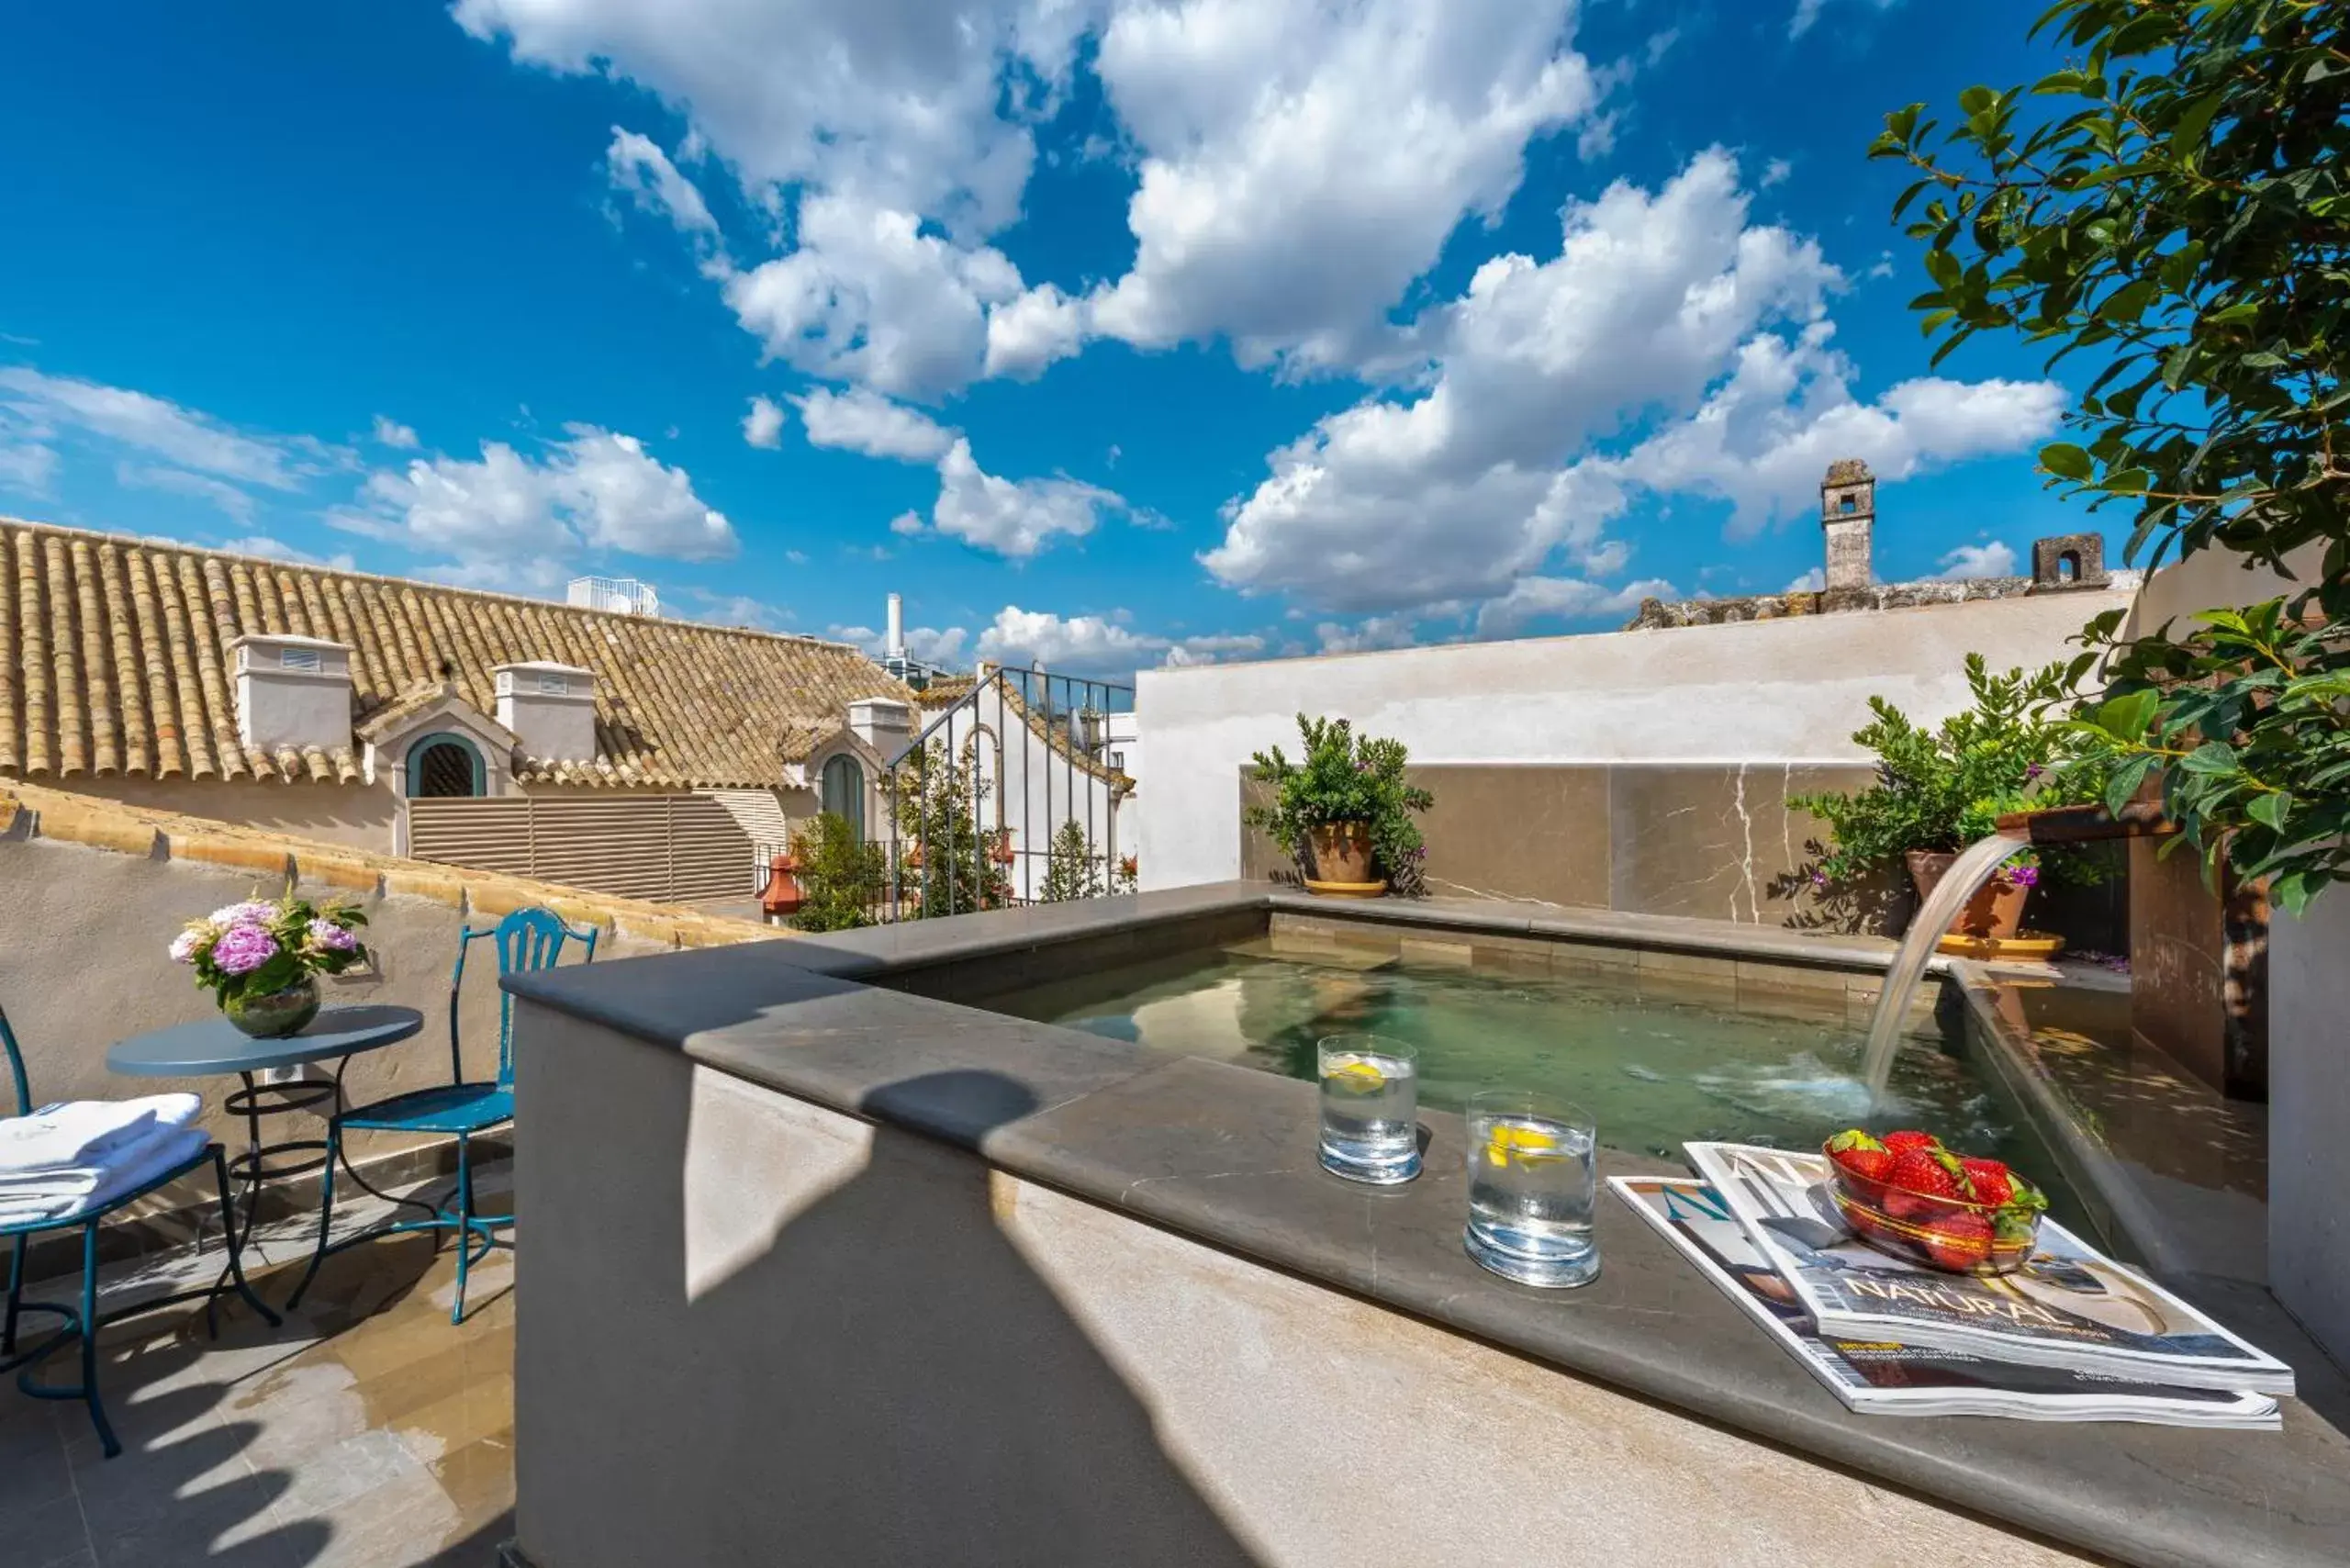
506,882,2350,1568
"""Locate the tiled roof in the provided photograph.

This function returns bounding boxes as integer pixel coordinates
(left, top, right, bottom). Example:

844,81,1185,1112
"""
914,675,977,709
0,520,912,790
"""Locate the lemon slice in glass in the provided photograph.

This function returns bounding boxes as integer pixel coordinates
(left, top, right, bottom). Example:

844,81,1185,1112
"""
1326,1058,1387,1092
1485,1123,1563,1167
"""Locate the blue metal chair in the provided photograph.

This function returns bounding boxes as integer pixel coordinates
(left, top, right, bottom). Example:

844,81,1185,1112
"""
0,1003,278,1458
292,907,596,1324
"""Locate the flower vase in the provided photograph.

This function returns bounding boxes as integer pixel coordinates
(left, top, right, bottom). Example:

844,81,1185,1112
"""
221,976,321,1039
1303,822,1385,898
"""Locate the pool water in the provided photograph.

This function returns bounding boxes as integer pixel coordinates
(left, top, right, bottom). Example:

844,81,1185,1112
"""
981,943,2048,1180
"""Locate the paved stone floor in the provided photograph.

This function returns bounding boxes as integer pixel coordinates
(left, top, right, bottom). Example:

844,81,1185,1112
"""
5,1173,515,1568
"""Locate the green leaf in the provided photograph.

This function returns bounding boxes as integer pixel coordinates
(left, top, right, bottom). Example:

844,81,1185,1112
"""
2177,741,2239,776
2092,689,2160,742
2102,754,2156,818
2246,791,2291,832
2040,442,2094,480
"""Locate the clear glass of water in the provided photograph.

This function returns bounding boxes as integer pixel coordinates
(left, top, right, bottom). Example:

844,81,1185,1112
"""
1464,1089,1598,1288
1317,1034,1421,1185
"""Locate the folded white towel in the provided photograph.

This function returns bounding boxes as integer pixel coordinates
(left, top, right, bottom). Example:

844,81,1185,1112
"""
0,1117,215,1199
0,1094,203,1175
0,1126,210,1228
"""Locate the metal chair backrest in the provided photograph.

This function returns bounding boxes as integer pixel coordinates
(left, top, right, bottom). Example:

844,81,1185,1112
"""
448,907,599,1088
0,1003,30,1121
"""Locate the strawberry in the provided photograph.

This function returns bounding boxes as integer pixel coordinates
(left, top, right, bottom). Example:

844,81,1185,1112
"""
1881,1129,1942,1158
1960,1157,2015,1207
1921,1210,1996,1271
1884,1146,1971,1221
1826,1130,1894,1186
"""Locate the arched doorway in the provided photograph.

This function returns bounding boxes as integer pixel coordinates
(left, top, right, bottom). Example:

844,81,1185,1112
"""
821,753,866,840
407,733,487,798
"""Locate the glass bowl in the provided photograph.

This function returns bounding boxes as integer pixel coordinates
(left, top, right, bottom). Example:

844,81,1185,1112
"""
1822,1145,2041,1276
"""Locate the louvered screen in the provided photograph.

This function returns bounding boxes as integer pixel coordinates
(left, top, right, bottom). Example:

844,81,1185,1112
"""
407,795,755,904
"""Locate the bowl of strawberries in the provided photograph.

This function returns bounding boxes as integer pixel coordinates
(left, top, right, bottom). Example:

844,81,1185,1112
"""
1822,1128,2049,1274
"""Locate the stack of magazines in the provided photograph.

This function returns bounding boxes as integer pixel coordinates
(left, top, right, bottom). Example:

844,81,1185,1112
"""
1608,1142,2294,1428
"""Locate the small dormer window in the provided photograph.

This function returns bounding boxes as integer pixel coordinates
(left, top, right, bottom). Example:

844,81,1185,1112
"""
280,646,323,673
535,673,569,696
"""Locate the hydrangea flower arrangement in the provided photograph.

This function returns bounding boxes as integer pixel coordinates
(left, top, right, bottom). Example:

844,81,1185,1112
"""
171,887,369,1004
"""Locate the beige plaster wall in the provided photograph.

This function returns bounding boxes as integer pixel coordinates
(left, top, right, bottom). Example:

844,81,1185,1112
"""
0,832,652,1149
43,774,401,853
511,1014,2087,1568
1137,589,2133,893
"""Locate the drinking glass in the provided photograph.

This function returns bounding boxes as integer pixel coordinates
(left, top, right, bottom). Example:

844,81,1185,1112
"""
1464,1089,1598,1287
1316,1034,1420,1184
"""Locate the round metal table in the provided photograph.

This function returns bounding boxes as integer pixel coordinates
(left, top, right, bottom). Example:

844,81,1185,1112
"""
107,1005,423,1298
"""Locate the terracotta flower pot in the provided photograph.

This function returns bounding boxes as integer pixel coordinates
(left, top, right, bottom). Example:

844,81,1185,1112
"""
1304,821,1383,894
1905,849,2030,941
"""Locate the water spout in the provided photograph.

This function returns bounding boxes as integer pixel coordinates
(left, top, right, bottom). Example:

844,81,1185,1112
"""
1858,829,2030,1104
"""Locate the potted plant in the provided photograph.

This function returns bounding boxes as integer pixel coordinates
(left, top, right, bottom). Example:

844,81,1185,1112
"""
1790,656,2106,945
170,887,370,1037
1243,715,1434,898
787,812,886,933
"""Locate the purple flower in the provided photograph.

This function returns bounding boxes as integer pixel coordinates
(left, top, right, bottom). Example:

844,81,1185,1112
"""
307,919,358,953
2025,764,2045,781
2007,864,2041,890
1808,868,1830,889
209,900,277,928
210,924,280,976
168,926,208,964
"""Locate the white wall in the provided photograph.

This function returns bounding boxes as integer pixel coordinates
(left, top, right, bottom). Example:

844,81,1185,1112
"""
1136,591,2131,891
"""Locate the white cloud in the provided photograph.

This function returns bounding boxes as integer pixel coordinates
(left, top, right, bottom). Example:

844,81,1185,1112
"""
1762,158,1793,187
792,386,956,463
117,463,258,525
1937,541,2020,580
1472,575,1674,637
0,435,57,496
1790,0,1901,40
984,283,1089,381
1204,151,1839,613
888,510,927,536
1614,323,2065,538
930,439,1120,558
218,535,359,571
1159,632,1267,667
975,605,1167,678
833,620,971,669
1205,151,2062,618
722,196,1024,399
742,396,786,450
1315,614,1426,655
1786,566,1826,592
371,416,420,449
1088,0,1598,371
0,367,312,489
606,126,720,242
348,425,738,573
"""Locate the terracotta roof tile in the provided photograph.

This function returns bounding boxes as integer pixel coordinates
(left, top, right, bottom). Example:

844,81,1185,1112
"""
0,519,914,790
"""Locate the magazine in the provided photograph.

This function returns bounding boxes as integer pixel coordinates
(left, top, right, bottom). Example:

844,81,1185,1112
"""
1611,1176,2280,1428
1683,1143,2297,1397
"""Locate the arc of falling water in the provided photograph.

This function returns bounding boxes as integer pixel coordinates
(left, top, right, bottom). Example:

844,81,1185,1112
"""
1859,827,2029,1104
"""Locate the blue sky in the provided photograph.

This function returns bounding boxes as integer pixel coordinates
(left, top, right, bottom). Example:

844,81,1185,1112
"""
0,0,2101,678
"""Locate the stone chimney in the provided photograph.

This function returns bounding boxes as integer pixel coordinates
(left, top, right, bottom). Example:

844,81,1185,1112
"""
847,697,913,756
230,634,353,754
2031,532,2110,591
1819,458,1876,609
494,662,598,762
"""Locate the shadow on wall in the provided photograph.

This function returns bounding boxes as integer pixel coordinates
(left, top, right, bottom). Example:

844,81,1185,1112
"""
518,1042,1262,1567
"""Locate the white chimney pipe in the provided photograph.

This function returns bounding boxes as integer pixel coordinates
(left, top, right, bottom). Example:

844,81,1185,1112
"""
886,592,905,659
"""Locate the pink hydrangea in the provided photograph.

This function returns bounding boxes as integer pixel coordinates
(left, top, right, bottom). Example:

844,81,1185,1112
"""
307,919,359,953
209,924,280,976
168,926,208,964
209,901,277,928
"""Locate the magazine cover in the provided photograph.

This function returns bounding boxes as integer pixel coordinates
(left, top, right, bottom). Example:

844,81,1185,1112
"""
1611,1176,2279,1428
1684,1143,2297,1396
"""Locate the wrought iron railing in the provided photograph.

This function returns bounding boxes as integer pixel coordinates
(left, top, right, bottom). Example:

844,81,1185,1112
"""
758,666,1136,927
